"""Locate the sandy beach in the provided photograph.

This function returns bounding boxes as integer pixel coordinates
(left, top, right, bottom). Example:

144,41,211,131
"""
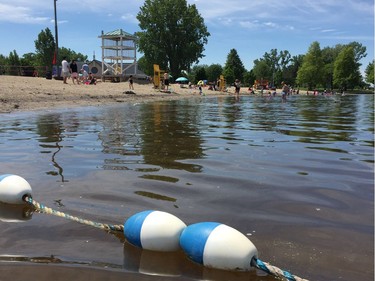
0,75,231,113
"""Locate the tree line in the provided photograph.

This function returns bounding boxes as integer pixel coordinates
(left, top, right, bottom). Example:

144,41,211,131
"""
0,0,373,90
136,0,373,91
0,28,87,77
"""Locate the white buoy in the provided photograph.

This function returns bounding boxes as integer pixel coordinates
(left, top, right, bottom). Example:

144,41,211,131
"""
0,175,32,205
124,210,187,252
179,222,258,271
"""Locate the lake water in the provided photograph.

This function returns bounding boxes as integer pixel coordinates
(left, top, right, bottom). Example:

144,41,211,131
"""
0,94,373,281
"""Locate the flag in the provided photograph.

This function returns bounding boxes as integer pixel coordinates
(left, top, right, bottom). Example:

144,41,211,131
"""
52,51,57,65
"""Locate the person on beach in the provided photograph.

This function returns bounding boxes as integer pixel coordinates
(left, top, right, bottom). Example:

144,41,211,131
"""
70,60,80,85
81,68,89,83
129,75,134,90
163,71,170,90
82,61,89,74
61,57,70,84
88,73,96,85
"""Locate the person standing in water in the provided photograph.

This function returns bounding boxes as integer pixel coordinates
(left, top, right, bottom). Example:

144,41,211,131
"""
234,79,241,95
281,81,289,101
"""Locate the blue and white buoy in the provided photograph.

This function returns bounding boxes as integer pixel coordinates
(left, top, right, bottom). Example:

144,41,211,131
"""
0,174,32,204
179,222,258,271
124,210,187,252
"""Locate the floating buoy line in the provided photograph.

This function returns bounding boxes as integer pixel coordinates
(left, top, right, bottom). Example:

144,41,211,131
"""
0,174,309,281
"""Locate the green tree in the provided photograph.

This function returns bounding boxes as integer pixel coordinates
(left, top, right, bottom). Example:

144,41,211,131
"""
34,27,55,72
206,64,223,83
0,54,6,74
333,46,362,90
243,69,256,87
137,56,154,76
223,49,246,84
252,59,271,81
296,41,324,89
321,45,341,89
251,49,292,86
8,50,21,75
58,47,87,63
136,0,210,79
263,49,291,86
262,49,278,86
283,54,304,86
20,53,38,66
8,50,20,65
194,65,207,82
348,41,367,63
365,60,374,85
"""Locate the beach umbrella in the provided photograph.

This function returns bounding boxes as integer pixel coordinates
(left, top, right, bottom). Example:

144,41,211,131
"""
176,77,188,82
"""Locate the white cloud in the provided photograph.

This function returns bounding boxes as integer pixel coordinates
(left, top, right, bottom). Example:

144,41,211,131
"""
0,3,50,24
321,29,336,33
50,19,69,25
120,13,138,24
264,22,277,28
0,0,372,35
189,0,373,30
239,20,259,29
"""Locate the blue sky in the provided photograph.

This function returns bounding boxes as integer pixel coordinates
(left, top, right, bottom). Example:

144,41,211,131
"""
0,0,373,74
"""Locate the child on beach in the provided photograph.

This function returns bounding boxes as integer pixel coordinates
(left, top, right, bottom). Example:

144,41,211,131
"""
81,69,88,83
129,75,134,90
85,73,96,85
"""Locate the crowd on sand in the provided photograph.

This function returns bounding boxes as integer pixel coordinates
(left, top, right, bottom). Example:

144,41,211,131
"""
1,71,338,114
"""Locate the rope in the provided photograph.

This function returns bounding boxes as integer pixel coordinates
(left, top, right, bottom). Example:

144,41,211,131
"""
22,195,308,281
23,196,124,233
251,257,309,281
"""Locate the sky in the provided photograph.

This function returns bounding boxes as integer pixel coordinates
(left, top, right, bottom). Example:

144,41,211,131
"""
0,0,373,74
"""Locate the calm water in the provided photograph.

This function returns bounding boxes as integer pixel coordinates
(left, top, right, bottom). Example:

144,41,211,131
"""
0,94,373,281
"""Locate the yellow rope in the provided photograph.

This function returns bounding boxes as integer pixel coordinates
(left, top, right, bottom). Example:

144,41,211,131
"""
23,195,309,281
23,196,124,233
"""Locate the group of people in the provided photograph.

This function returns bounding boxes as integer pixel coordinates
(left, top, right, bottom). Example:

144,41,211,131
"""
61,57,96,85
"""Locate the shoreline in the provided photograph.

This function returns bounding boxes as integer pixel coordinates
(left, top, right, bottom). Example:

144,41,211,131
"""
0,75,229,114
2,75,370,114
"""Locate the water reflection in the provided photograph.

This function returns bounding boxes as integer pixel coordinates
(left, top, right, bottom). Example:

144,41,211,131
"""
96,101,205,173
0,203,34,222
138,101,205,172
36,113,66,182
9,94,372,179
0,94,373,281
36,113,81,182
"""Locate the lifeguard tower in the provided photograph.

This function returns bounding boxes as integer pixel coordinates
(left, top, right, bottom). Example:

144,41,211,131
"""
99,29,138,82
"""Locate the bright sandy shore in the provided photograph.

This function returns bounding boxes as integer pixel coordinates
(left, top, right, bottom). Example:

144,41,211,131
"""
0,75,233,113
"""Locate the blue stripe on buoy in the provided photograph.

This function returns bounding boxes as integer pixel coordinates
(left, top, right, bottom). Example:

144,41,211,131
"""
179,222,220,265
124,210,153,248
0,174,13,181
